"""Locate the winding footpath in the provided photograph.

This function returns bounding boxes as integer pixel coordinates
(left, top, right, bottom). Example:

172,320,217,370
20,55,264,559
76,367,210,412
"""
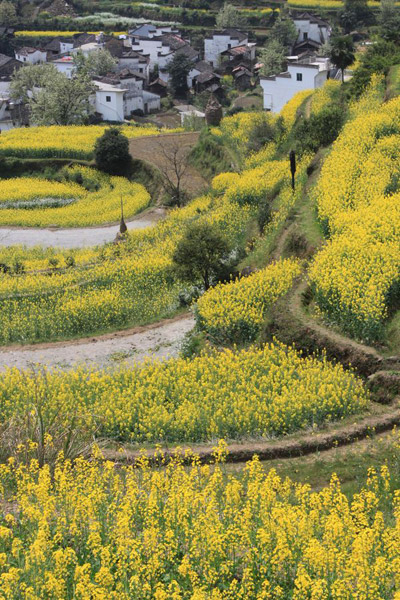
0,314,195,371
0,207,166,249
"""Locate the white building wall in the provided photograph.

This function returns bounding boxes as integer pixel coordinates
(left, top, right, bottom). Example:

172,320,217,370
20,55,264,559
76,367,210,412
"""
260,65,327,113
60,41,74,54
95,90,125,121
15,49,47,64
204,34,247,67
54,60,76,79
131,39,164,69
293,19,329,44
117,57,150,81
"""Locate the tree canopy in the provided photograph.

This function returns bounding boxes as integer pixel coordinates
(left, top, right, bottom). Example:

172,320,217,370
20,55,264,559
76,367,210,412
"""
167,53,193,96
259,40,286,77
329,36,355,82
172,222,231,290
215,2,247,29
74,49,117,78
94,127,132,175
10,64,93,126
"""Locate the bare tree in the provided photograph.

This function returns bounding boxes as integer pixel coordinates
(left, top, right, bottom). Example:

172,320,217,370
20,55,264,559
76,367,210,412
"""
157,138,190,207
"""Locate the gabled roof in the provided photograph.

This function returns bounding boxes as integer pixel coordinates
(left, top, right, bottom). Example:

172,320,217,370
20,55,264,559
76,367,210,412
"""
121,49,149,62
157,33,187,51
149,77,167,88
129,24,157,38
293,39,321,52
221,44,251,57
206,29,247,42
0,53,14,68
44,38,62,52
193,60,213,73
195,71,220,84
293,12,330,27
175,44,198,60
17,47,42,55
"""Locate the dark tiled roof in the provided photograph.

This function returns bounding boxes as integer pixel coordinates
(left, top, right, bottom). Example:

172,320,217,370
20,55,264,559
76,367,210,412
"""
0,53,13,67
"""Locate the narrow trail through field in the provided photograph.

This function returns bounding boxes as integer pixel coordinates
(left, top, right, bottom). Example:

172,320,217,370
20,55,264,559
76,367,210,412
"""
0,314,195,371
0,207,165,249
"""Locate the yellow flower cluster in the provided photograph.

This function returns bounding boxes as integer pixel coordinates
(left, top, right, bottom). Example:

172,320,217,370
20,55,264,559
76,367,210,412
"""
310,80,341,115
0,194,251,344
0,166,150,227
0,125,168,159
280,89,314,130
310,88,400,340
0,342,368,443
213,160,288,206
2,443,399,600
196,259,301,344
216,112,277,150
289,0,399,5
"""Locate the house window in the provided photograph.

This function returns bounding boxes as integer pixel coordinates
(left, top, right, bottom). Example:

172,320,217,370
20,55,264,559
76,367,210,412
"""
297,73,303,82
303,32,308,40
106,96,111,102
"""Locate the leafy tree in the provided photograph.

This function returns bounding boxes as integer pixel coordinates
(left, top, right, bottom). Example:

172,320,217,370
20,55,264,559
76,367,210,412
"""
379,0,400,42
94,127,132,175
293,105,345,154
340,0,374,32
0,1,17,26
216,2,247,29
172,222,231,290
10,64,93,125
348,40,400,97
267,16,297,48
167,53,192,96
329,36,355,82
74,49,117,78
259,40,286,77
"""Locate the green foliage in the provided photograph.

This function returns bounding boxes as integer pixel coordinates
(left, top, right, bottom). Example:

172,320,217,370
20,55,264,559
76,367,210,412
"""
167,53,192,97
293,106,346,154
11,64,93,126
349,41,400,98
73,48,117,78
340,0,375,32
329,36,355,82
189,129,232,178
216,2,247,29
379,0,400,42
0,1,17,26
259,40,286,77
267,16,297,49
94,127,132,175
173,222,231,290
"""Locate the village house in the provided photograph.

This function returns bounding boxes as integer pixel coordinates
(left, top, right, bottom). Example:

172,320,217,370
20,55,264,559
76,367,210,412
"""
52,55,75,78
204,29,255,68
0,53,22,79
15,47,47,65
260,54,331,113
292,12,331,46
219,44,256,74
130,30,198,79
233,66,253,91
117,49,150,82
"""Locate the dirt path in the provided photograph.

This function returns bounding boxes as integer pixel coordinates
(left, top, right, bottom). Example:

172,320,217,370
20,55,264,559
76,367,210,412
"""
0,207,165,249
129,132,208,197
104,404,400,465
0,314,195,371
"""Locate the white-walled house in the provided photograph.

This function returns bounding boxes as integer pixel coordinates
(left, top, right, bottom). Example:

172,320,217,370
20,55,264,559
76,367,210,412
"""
130,33,197,75
53,55,76,79
204,29,248,67
15,47,47,65
93,81,127,121
129,24,178,41
293,13,331,45
260,56,330,113
117,49,150,82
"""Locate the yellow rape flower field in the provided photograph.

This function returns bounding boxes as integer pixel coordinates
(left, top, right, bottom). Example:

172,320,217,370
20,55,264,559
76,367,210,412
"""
0,124,174,159
310,78,400,340
196,259,301,344
0,444,399,600
0,166,150,227
0,342,369,444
